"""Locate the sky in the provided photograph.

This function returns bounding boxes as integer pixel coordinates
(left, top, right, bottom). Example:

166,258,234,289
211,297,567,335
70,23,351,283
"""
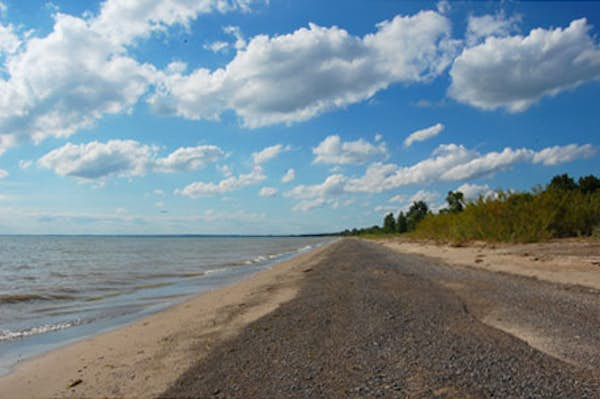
0,0,598,235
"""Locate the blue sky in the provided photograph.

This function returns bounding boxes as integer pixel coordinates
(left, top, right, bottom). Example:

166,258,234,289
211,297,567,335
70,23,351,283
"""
0,0,598,234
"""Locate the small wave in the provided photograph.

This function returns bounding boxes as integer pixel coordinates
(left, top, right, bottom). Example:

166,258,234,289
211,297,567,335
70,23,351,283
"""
296,245,313,253
0,293,77,304
204,267,228,275
0,320,82,341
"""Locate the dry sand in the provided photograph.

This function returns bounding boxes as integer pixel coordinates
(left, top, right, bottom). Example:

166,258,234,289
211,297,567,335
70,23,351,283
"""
0,243,333,399
376,238,600,290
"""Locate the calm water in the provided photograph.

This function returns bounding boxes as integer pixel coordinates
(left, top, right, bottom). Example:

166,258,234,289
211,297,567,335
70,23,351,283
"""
0,235,333,374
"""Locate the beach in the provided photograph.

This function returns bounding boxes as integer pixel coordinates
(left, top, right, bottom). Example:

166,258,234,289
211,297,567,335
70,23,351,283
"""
2,238,600,398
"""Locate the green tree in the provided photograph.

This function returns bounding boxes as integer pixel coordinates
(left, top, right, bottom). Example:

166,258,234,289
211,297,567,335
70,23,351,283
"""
406,201,429,231
548,174,577,191
445,190,465,213
383,212,396,233
396,211,408,233
578,175,600,194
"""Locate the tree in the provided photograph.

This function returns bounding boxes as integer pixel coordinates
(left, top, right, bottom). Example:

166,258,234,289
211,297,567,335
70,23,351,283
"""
383,212,396,233
578,175,600,194
406,201,429,231
396,211,408,233
548,174,577,191
445,190,465,213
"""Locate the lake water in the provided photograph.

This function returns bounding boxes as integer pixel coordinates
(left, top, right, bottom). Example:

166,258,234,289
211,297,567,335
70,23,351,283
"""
0,235,334,375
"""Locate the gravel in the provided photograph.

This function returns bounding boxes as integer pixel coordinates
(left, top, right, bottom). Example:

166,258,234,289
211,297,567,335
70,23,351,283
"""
160,239,600,398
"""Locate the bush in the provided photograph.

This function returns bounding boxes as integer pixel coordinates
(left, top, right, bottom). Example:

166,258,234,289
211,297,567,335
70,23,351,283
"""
413,174,600,243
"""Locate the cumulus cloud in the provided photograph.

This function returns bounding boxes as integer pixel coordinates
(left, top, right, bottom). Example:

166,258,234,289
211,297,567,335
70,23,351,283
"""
346,143,595,193
38,140,155,181
285,174,346,211
313,135,388,164
259,186,278,197
404,123,444,147
0,0,255,150
281,168,295,183
90,0,255,47
455,183,493,200
465,12,520,46
150,10,459,128
175,166,265,198
252,144,289,164
449,18,600,112
0,22,20,54
154,145,224,172
0,168,7,178
532,144,596,166
38,140,228,181
409,189,439,205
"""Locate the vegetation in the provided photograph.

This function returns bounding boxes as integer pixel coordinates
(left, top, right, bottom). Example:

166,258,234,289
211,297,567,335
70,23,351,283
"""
341,174,600,243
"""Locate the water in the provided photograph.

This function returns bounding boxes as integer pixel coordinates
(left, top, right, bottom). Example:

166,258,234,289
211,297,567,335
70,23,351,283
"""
0,235,333,375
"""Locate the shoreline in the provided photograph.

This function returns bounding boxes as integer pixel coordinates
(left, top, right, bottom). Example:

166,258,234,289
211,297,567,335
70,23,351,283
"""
0,241,335,398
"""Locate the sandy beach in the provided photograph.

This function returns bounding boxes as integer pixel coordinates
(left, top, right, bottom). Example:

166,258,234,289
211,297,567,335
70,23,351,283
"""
2,238,600,398
0,241,334,398
377,237,600,290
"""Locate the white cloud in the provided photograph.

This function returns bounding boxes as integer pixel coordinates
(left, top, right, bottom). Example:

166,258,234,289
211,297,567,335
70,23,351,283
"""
0,13,155,145
223,25,246,50
153,189,165,196
346,144,474,193
259,186,278,197
155,201,165,208
285,174,346,212
313,134,388,164
449,18,600,112
409,189,439,205
149,11,459,128
252,144,289,164
436,0,450,14
90,0,255,47
175,166,266,198
466,12,520,46
155,145,224,172
440,147,533,181
456,183,493,200
18,159,32,170
0,22,20,54
38,140,155,181
374,133,383,142
404,123,444,147
0,168,7,178
38,140,233,182
0,0,254,151
388,194,406,203
204,40,229,53
346,143,595,193
281,168,295,183
532,144,596,166
379,190,439,213
374,204,398,213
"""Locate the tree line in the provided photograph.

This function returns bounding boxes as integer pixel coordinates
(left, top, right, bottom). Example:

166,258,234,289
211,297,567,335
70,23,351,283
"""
341,173,600,242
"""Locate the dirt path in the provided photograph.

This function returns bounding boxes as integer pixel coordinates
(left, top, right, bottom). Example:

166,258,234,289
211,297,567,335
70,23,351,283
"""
161,239,600,398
